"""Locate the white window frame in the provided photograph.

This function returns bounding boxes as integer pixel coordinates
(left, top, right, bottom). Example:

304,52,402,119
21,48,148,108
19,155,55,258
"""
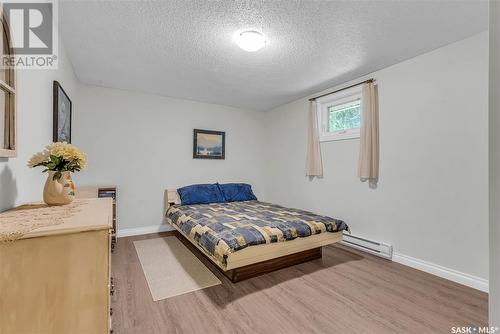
0,14,16,158
317,86,361,142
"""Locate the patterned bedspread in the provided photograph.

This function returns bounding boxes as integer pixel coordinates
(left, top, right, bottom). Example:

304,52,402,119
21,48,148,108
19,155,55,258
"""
166,201,348,267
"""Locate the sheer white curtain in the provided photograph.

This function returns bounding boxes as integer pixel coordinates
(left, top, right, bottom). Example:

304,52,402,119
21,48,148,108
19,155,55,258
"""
358,82,379,185
305,100,323,177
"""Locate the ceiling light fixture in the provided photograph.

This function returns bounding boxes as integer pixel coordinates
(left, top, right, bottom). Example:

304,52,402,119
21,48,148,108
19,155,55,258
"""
235,30,266,52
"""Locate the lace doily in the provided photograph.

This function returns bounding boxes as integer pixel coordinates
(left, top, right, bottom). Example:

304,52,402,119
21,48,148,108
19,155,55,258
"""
0,200,88,243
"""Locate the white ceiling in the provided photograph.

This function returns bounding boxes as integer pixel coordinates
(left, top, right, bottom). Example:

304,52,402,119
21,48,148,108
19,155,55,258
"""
59,0,488,111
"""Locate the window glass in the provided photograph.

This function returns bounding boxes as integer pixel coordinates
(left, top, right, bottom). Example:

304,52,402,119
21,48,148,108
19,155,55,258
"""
328,99,361,133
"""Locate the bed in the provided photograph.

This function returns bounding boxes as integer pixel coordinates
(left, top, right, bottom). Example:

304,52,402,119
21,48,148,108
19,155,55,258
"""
165,189,348,282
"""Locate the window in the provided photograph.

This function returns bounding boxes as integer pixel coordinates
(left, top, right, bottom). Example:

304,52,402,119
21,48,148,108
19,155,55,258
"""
0,15,15,157
328,100,361,133
317,87,361,142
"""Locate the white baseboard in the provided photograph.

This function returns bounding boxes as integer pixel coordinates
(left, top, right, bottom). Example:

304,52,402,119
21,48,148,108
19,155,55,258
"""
117,225,488,292
392,252,489,293
117,224,174,238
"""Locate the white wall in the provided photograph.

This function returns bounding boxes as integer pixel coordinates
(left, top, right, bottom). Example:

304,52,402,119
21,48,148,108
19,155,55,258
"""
0,26,490,296
489,0,500,325
73,85,266,231
0,45,79,211
263,33,489,283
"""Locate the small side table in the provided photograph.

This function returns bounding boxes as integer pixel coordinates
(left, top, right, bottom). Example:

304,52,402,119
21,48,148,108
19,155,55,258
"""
76,186,117,251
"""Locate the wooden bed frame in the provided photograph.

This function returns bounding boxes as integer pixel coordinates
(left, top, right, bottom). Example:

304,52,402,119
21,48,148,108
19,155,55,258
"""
165,189,343,282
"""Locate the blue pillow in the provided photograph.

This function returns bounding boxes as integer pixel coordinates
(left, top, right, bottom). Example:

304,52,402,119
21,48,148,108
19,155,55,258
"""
219,183,257,202
177,183,225,205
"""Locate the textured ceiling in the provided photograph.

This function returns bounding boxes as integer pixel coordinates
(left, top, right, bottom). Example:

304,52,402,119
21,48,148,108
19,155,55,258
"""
59,0,488,111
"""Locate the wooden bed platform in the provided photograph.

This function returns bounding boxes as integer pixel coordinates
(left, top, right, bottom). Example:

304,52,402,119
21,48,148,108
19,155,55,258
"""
171,229,323,282
165,189,343,282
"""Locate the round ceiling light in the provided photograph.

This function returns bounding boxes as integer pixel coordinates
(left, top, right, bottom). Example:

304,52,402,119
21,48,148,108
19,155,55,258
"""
235,30,266,52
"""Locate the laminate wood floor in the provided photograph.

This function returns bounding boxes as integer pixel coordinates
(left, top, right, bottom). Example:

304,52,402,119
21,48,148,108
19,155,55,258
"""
111,232,488,334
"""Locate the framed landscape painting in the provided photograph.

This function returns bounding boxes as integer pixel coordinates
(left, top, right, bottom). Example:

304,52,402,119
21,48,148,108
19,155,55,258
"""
53,81,72,143
193,129,225,159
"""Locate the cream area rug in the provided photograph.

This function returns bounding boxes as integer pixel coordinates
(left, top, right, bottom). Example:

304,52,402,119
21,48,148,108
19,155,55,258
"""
134,237,221,301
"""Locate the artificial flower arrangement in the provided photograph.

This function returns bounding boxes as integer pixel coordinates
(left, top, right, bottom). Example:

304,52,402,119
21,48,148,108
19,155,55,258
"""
28,142,87,205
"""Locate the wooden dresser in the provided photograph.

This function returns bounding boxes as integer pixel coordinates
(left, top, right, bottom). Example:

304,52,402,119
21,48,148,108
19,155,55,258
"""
0,198,113,334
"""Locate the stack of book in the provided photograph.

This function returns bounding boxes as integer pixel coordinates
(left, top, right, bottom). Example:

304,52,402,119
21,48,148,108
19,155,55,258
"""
98,187,117,250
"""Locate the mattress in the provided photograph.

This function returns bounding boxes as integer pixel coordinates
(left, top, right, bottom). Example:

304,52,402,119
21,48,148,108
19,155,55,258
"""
166,201,348,268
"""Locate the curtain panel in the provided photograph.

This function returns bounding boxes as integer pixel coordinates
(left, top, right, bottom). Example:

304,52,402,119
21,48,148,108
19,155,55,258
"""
358,82,379,184
305,100,323,177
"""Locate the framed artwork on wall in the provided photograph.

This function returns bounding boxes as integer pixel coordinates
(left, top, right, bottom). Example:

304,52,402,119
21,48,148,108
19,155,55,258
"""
53,81,72,143
193,129,225,160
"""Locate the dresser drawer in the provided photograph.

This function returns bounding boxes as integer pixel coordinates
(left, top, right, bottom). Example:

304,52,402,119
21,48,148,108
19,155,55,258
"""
0,229,111,333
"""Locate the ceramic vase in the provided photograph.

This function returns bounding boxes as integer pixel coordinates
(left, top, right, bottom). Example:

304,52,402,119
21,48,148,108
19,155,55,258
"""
43,171,75,205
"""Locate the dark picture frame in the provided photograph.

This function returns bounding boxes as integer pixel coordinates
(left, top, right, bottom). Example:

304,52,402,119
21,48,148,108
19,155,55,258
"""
193,129,225,160
53,81,72,143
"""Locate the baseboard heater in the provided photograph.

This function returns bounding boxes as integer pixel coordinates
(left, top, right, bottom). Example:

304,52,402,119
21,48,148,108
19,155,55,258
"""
341,233,393,260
